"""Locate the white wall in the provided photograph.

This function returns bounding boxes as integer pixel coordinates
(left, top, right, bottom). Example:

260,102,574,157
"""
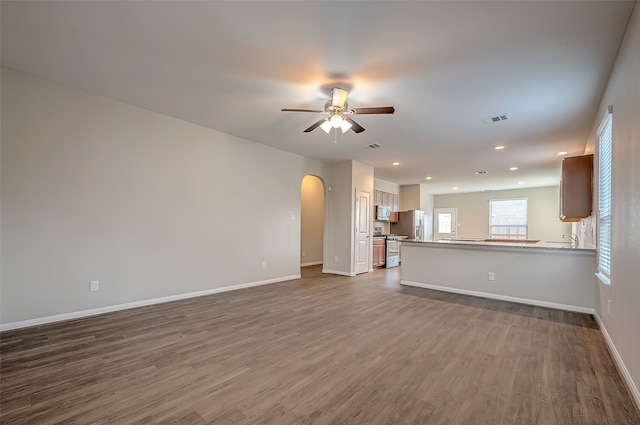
585,3,640,407
323,160,374,276
324,161,352,276
434,186,571,242
0,68,330,327
373,178,399,195
419,186,435,240
400,184,420,210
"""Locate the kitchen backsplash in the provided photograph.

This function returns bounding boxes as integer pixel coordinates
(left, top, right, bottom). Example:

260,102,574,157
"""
373,221,391,234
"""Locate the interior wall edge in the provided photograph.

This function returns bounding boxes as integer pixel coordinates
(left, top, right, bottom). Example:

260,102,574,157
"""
593,312,640,412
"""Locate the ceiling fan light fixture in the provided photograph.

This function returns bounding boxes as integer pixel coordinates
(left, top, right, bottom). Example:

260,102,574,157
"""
330,114,344,128
282,88,393,135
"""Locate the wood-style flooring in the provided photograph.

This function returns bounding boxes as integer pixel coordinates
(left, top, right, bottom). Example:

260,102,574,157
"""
1,265,638,424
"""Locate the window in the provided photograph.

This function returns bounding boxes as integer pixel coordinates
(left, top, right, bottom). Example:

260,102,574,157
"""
438,213,452,234
597,109,612,283
489,198,528,239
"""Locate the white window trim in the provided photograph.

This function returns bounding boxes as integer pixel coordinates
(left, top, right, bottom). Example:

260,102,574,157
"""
595,106,613,286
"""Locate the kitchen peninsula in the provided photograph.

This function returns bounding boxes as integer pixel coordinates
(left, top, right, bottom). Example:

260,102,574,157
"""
400,239,596,313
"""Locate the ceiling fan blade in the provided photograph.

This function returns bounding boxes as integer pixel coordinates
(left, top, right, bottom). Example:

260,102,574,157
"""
304,119,327,133
281,108,324,113
345,117,365,133
351,106,395,115
332,88,349,109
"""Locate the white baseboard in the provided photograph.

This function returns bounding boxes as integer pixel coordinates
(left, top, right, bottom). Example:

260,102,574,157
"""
0,274,301,332
300,261,323,267
594,313,640,411
323,269,356,277
400,280,595,314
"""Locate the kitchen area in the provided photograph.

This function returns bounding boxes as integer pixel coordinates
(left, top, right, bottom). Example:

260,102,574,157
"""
372,167,590,272
372,185,430,269
372,165,597,312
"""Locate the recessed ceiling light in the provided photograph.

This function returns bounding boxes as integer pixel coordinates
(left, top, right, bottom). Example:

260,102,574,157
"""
425,176,432,180
453,187,459,190
474,171,488,175
494,145,505,150
518,181,524,185
557,151,568,156
392,162,400,166
509,167,518,171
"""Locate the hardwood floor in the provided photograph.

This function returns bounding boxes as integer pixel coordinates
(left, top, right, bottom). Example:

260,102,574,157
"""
1,265,638,424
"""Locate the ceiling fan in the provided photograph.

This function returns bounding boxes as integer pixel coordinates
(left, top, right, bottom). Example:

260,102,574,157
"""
281,88,395,134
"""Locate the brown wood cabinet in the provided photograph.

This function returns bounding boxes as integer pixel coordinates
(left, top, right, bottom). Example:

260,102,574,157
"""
560,154,593,222
382,192,390,208
374,190,399,211
373,237,386,268
374,190,383,206
391,193,399,211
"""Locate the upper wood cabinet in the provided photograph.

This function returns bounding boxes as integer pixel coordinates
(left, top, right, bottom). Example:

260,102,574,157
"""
560,154,593,222
374,190,383,206
382,191,390,208
391,193,399,211
374,190,399,211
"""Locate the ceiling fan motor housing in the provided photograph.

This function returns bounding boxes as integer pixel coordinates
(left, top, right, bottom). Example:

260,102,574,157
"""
324,99,349,113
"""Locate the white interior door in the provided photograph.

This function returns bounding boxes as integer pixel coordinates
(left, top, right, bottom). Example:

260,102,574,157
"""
354,190,370,274
434,208,458,240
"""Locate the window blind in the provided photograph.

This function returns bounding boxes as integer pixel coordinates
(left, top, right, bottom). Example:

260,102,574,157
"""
597,112,612,278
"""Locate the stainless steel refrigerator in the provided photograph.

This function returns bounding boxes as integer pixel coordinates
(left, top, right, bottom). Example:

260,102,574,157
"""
391,210,426,241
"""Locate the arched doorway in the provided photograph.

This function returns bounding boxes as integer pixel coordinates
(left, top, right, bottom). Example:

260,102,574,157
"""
300,175,325,269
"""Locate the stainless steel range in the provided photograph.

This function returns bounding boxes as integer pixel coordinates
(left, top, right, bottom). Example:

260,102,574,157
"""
385,235,400,268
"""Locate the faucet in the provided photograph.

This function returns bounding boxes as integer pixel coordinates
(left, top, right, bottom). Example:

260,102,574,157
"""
562,233,579,248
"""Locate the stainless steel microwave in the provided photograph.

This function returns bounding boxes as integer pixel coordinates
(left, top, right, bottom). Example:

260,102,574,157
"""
376,206,391,221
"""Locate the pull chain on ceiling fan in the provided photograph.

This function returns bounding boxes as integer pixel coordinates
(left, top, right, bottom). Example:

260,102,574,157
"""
282,88,395,134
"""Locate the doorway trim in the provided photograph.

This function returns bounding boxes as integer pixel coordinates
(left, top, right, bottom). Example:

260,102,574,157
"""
300,175,326,268
433,207,458,240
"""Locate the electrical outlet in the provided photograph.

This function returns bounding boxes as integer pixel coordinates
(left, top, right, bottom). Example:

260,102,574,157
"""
262,261,267,270
335,256,339,263
302,250,306,257
90,280,99,292
607,299,611,314
488,272,495,281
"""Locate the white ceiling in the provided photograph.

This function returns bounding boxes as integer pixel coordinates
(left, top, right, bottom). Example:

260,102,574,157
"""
1,1,634,194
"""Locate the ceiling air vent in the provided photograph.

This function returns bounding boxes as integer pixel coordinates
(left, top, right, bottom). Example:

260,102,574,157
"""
368,143,382,149
482,114,510,124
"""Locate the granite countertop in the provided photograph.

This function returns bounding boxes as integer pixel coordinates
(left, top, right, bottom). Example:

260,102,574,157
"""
402,238,596,253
